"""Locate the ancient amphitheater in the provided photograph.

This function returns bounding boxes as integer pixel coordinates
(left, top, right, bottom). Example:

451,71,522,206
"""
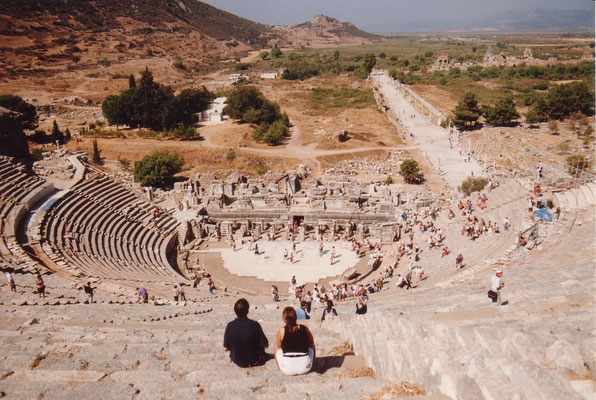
1,131,595,400
0,59,593,400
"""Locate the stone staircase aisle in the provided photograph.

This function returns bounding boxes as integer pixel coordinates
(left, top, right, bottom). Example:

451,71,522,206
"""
0,295,390,400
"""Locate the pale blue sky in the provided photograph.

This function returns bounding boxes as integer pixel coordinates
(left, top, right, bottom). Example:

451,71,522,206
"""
201,0,594,31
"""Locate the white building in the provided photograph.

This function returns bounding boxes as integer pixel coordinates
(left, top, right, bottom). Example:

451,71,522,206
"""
260,72,279,79
197,97,227,124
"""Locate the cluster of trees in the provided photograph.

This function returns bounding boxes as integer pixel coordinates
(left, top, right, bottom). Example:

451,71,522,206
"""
133,151,183,187
260,44,283,60
223,85,289,145
388,69,420,85
280,52,376,81
0,95,38,130
102,68,213,132
354,53,377,79
282,59,323,80
466,61,594,82
50,120,72,144
0,95,75,145
452,93,520,129
526,81,594,123
452,81,594,129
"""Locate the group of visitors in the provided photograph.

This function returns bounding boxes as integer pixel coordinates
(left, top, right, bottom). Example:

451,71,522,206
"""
461,216,501,240
224,298,316,375
4,271,46,298
171,284,187,302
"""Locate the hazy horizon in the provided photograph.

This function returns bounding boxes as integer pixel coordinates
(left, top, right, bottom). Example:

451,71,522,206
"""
201,0,595,33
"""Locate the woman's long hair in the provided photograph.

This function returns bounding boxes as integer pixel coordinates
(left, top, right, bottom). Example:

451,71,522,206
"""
282,306,299,333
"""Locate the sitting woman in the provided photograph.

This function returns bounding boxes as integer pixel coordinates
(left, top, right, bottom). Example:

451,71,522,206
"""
274,307,316,376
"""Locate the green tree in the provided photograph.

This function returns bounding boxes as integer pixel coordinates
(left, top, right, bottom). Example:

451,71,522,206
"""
452,92,481,130
270,44,282,59
333,50,340,60
51,120,65,144
259,51,269,60
281,59,321,80
399,159,423,184
459,176,488,196
526,97,549,123
223,86,282,125
362,53,377,75
548,120,559,135
483,97,520,126
262,119,287,145
163,87,213,129
101,90,137,127
133,151,183,187
91,139,103,165
128,74,136,89
0,94,38,130
64,128,72,143
545,81,594,120
379,52,386,59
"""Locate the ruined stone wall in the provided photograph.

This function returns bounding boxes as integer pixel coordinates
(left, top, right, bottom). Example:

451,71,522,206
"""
0,106,29,158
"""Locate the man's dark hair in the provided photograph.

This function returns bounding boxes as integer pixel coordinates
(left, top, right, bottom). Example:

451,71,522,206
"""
234,298,249,318
300,301,307,308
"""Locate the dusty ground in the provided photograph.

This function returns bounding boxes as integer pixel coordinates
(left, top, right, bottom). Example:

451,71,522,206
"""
63,136,301,177
464,122,594,175
259,75,402,150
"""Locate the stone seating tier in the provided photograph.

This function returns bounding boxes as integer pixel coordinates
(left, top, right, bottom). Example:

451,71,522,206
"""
40,176,181,283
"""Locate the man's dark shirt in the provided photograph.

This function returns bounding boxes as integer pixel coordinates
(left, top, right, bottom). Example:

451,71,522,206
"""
223,318,269,367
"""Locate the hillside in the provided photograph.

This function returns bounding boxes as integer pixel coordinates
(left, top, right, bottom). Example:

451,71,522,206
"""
0,2,380,103
274,15,381,47
0,0,272,44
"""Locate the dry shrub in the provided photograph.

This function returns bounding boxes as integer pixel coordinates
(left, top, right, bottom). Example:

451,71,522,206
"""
337,366,376,378
365,381,426,399
29,353,47,370
332,341,355,356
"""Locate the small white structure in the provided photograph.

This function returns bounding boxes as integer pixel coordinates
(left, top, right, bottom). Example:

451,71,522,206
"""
229,73,248,84
260,72,279,79
197,97,227,125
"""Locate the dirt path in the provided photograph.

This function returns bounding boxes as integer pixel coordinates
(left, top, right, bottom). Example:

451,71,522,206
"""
200,119,391,173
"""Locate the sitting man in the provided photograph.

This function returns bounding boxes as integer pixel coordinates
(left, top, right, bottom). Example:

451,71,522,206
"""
223,298,269,368
296,301,310,320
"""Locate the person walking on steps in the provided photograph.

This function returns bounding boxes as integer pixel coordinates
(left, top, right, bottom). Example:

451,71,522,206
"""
35,274,45,299
488,270,505,305
271,285,279,302
321,300,338,322
356,288,368,315
84,282,94,304
6,270,16,293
